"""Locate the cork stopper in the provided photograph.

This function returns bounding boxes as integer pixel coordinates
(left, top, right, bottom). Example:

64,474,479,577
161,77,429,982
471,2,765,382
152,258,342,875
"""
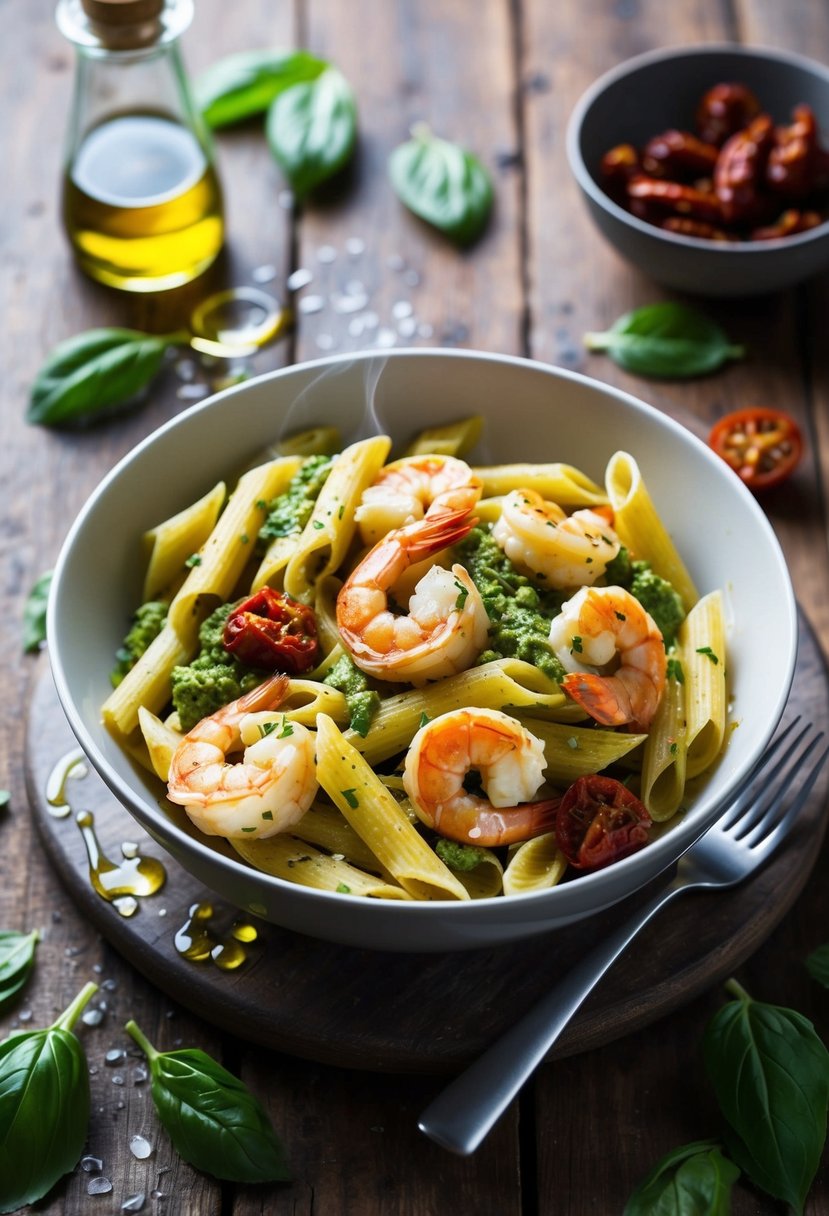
80,0,165,48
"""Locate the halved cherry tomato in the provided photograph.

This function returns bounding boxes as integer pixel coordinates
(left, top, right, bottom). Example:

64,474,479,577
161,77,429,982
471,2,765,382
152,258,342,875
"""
708,407,803,491
222,587,319,673
555,775,652,871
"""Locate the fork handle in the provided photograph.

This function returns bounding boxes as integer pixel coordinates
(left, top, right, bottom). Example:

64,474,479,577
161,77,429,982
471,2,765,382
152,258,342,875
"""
418,877,685,1155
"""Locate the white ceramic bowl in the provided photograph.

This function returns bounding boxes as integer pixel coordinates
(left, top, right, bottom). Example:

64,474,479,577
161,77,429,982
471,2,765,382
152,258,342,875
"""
567,44,829,297
48,349,797,951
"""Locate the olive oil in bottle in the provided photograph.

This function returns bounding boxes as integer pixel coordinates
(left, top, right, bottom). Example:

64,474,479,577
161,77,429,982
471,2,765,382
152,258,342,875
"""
57,0,224,292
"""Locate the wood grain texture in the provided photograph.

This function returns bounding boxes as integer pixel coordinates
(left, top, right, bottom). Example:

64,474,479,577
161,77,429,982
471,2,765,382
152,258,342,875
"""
3,0,829,1213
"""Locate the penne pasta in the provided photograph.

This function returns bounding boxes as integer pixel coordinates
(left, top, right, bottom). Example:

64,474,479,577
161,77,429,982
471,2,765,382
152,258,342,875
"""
231,834,408,898
681,590,727,778
512,716,646,784
639,669,687,821
404,416,483,458
283,435,391,602
605,451,698,611
142,480,226,602
503,834,568,896
315,714,469,901
473,462,608,506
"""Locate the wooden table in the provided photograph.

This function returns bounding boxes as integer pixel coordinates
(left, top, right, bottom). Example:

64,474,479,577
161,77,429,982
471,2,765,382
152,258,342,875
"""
4,1,829,1212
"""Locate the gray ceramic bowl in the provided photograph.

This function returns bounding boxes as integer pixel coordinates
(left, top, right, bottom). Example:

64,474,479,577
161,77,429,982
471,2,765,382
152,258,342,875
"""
567,44,829,296
48,350,797,950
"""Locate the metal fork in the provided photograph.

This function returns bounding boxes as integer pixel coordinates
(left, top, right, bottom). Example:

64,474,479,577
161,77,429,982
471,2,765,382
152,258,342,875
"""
419,717,829,1156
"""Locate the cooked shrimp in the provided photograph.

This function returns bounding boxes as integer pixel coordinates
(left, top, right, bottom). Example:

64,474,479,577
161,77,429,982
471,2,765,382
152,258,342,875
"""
337,506,489,683
167,673,318,840
548,585,666,730
492,488,620,588
402,707,560,847
355,455,483,546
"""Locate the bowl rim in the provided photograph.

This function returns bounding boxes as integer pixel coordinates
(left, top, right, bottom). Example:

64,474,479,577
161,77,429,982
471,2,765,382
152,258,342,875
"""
565,40,829,253
48,346,799,918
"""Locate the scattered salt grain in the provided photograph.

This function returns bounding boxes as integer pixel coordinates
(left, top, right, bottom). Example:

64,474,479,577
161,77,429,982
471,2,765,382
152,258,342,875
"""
316,244,337,264
298,294,325,315
403,269,421,287
375,328,397,348
397,317,417,338
391,300,413,320
105,1049,126,1066
112,1074,125,1086
121,1192,146,1212
133,1066,148,1085
332,292,368,314
130,1134,153,1160
287,267,313,291
82,1008,104,1027
87,1177,113,1196
345,237,365,256
386,253,405,271
102,978,118,992
18,1009,32,1023
315,334,336,351
252,263,277,284
81,1156,104,1173
174,359,197,382
418,323,434,339
175,384,209,402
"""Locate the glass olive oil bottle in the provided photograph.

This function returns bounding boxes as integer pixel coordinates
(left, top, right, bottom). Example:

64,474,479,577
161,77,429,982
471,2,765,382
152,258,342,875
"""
57,0,224,292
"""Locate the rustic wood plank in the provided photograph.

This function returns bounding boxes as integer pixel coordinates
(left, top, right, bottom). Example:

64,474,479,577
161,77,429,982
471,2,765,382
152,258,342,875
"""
521,1,829,1211
0,2,293,1212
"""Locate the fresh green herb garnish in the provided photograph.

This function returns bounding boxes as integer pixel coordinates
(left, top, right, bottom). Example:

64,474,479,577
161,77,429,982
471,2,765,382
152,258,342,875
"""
435,838,487,872
341,789,359,809
266,66,357,198
23,570,52,653
124,1021,290,1183
696,646,719,664
185,553,202,568
571,635,583,654
624,1141,739,1216
703,979,829,1212
389,122,493,246
27,328,178,427
667,657,685,683
454,578,469,610
419,712,431,729
336,883,351,894
584,302,744,379
0,982,98,1212
196,48,327,128
806,942,829,988
0,929,39,1013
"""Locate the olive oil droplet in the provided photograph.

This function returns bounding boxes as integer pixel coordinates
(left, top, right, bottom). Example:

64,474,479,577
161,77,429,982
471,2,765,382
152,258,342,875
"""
46,749,89,817
75,811,166,915
173,904,257,970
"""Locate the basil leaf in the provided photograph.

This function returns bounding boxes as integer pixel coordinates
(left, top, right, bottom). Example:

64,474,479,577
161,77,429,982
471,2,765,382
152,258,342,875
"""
0,982,97,1213
23,570,52,653
196,48,327,129
806,942,829,987
624,1140,739,1215
27,328,174,426
126,1020,290,1182
703,984,829,1213
266,67,357,198
583,302,745,378
389,123,493,246
0,931,38,1013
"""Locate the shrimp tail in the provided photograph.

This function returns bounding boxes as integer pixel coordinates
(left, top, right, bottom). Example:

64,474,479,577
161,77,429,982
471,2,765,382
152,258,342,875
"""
561,672,635,728
235,672,291,714
399,505,478,561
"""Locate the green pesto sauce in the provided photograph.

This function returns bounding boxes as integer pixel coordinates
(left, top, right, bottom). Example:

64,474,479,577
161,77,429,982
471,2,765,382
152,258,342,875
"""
323,652,381,738
111,600,168,687
435,838,488,872
257,454,333,550
170,601,260,732
605,548,685,645
456,526,567,683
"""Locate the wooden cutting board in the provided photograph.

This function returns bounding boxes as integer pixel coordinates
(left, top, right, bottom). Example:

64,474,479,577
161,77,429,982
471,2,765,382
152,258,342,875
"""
25,611,829,1075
